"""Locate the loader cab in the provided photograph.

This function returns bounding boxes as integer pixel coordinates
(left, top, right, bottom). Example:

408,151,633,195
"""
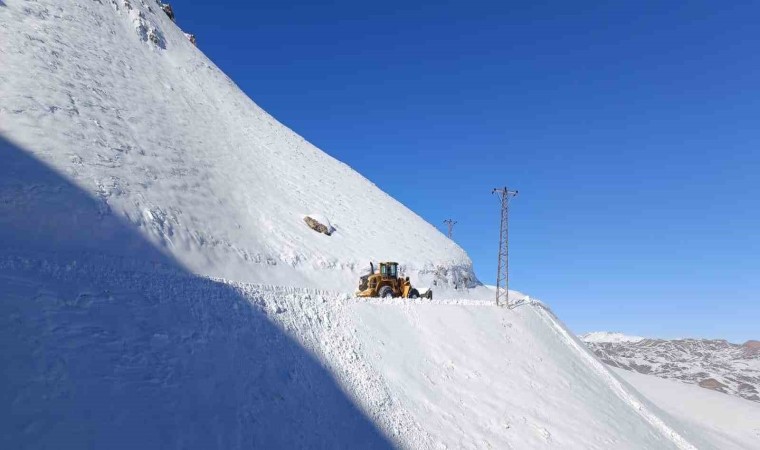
380,262,398,279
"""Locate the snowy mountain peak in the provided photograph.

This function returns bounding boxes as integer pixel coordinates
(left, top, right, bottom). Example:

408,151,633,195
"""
580,331,645,343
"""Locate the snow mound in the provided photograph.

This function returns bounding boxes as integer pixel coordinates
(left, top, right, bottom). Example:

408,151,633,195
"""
581,331,646,343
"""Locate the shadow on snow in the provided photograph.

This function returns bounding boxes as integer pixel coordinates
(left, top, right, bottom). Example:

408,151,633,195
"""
0,135,393,449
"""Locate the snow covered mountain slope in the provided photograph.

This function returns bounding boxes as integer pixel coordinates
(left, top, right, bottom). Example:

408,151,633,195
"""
0,1,747,449
351,299,700,449
0,256,396,449
0,0,473,291
1,248,708,449
582,333,760,403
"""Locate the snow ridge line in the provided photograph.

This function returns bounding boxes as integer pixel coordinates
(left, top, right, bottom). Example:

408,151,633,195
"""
210,277,499,306
530,303,698,450
213,278,348,299
344,297,493,306
0,252,485,307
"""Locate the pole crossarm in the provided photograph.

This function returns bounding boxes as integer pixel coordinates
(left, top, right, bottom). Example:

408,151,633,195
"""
443,219,458,239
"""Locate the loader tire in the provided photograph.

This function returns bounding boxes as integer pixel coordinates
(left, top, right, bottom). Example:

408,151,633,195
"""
378,286,394,298
409,289,420,299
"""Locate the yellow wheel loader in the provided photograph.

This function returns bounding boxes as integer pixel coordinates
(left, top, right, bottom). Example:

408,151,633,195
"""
356,262,432,299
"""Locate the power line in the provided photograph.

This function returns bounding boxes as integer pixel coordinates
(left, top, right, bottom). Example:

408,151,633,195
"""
492,187,518,307
443,219,457,239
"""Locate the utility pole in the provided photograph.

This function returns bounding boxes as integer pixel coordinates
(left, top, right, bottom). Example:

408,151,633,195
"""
492,187,518,307
443,219,457,239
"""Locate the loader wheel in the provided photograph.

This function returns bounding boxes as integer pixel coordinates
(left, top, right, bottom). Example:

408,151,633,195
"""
409,289,420,299
378,286,394,298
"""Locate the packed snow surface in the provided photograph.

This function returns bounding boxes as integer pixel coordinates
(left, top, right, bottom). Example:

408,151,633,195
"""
0,0,750,448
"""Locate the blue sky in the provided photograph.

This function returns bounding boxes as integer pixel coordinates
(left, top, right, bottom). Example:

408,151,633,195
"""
175,1,758,342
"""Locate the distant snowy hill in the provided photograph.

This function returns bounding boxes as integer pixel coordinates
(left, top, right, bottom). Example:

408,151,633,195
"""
582,333,760,403
581,331,645,344
2,1,758,449
0,0,474,292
